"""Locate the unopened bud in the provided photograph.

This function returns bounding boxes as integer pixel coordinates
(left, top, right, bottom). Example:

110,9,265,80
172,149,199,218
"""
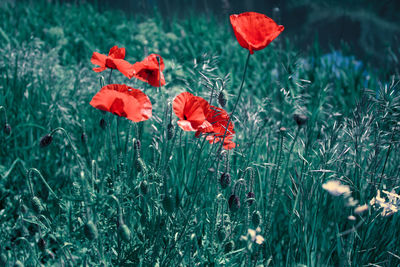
219,173,231,189
140,180,148,195
3,123,11,135
293,114,308,127
162,195,175,213
218,91,227,107
246,191,255,206
251,211,261,227
84,220,98,241
228,194,240,212
224,240,234,253
167,123,174,140
39,134,53,148
99,118,107,129
133,139,141,151
119,223,131,242
37,238,46,251
31,196,44,214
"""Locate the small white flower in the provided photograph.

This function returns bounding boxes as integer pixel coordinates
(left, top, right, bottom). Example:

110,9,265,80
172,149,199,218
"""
354,204,368,215
322,180,350,196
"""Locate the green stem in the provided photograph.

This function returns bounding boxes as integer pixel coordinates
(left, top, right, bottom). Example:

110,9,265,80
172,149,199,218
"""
27,168,59,200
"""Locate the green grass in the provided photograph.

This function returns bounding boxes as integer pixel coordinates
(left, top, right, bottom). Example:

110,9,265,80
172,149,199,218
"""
1,1,400,266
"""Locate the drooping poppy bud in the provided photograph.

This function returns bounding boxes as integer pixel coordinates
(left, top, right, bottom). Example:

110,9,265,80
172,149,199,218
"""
219,173,231,189
134,139,141,151
118,223,131,242
246,191,255,206
251,210,261,227
218,91,227,107
293,113,308,127
228,194,240,212
31,196,45,214
84,220,98,241
167,123,174,140
37,237,46,251
99,118,107,129
224,240,235,253
3,123,11,135
139,180,148,195
39,134,53,148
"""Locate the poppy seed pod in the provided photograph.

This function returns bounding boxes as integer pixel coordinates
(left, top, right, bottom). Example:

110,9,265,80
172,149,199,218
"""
251,211,262,227
218,91,227,107
99,118,107,129
31,196,45,214
3,123,11,135
246,191,255,206
39,134,53,148
118,223,131,242
37,238,46,251
167,123,174,140
219,173,231,189
84,220,98,241
228,194,240,212
293,114,308,127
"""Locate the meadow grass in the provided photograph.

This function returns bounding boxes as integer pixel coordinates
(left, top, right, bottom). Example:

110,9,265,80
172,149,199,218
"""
0,1,400,266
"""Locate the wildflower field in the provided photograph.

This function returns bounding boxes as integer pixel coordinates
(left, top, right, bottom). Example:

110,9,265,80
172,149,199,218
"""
1,1,400,266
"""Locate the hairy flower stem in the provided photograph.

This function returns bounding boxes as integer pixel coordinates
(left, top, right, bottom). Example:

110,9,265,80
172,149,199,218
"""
27,168,59,200
0,106,8,124
218,51,251,151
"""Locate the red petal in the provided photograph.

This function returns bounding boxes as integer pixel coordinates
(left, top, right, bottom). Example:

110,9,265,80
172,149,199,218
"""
131,54,165,87
90,84,152,122
91,52,107,68
173,92,194,120
230,12,284,53
108,46,126,59
112,59,135,79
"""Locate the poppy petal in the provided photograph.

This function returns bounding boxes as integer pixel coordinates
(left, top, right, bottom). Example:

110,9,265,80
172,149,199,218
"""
90,84,152,122
108,46,126,59
230,12,284,53
131,54,165,87
91,52,107,68
93,66,107,72
112,59,135,79
173,92,194,120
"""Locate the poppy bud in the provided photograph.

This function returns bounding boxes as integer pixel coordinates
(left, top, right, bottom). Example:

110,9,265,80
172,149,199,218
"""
218,91,227,107
217,227,226,242
135,158,145,173
99,118,107,129
224,240,234,253
139,180,148,195
0,253,7,266
134,139,141,151
228,194,240,212
220,173,231,189
162,195,175,213
293,114,308,127
39,134,53,148
37,238,46,251
251,211,261,227
167,123,174,140
84,220,98,241
118,223,131,242
246,191,255,206
31,196,44,214
3,123,11,135
14,260,24,267
81,133,87,143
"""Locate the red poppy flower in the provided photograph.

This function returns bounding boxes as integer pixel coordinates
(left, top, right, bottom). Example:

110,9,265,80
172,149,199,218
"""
195,105,236,150
90,84,152,122
206,134,236,150
91,46,134,78
131,54,166,87
173,92,212,132
230,12,284,54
